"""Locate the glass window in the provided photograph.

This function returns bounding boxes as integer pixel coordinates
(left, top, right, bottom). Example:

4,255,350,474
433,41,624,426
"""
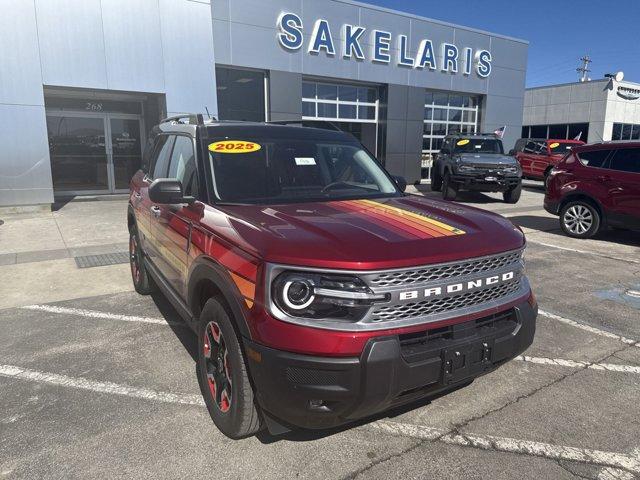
215,66,265,122
208,136,399,204
453,137,503,154
622,124,632,140
424,107,433,121
357,87,376,103
302,82,316,99
317,84,338,100
449,95,463,107
609,148,640,173
530,125,547,138
168,136,199,197
612,123,623,141
338,85,358,101
578,149,610,168
151,135,175,179
302,101,316,117
423,123,432,135
448,109,462,122
568,123,588,141
433,108,447,121
462,110,476,123
433,92,448,105
432,138,443,151
339,104,357,119
631,125,640,141
522,126,530,138
358,105,376,120
424,92,433,105
461,96,472,108
422,138,431,151
317,103,337,118
447,124,460,135
432,123,447,136
548,124,567,139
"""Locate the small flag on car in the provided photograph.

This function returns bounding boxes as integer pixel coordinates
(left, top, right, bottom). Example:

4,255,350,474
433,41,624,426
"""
494,126,506,138
574,131,582,141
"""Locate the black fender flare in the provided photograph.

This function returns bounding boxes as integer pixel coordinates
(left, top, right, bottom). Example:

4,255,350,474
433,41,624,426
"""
187,257,252,339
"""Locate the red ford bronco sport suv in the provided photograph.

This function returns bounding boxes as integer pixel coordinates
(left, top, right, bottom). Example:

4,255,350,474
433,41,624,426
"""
512,138,585,186
545,141,640,238
128,115,537,439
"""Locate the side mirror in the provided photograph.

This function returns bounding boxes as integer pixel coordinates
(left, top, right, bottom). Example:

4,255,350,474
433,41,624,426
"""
148,178,195,205
394,176,407,192
508,149,516,156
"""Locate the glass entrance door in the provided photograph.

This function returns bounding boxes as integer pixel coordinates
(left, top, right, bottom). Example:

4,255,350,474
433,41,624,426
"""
46,112,144,195
47,115,110,192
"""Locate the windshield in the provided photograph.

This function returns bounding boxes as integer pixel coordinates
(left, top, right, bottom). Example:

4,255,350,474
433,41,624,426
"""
453,138,504,154
207,137,399,204
548,141,579,155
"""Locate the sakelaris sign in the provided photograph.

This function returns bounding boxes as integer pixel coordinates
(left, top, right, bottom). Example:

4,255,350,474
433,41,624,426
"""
277,12,493,78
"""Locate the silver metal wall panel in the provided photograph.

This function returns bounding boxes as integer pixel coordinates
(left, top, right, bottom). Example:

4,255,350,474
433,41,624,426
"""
0,1,53,206
159,0,218,116
35,0,108,89
0,105,54,206
100,0,165,93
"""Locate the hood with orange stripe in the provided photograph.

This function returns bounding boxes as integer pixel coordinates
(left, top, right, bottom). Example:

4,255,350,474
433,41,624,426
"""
214,196,525,271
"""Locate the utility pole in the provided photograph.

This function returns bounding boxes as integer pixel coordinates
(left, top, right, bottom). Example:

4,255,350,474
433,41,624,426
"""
577,55,592,82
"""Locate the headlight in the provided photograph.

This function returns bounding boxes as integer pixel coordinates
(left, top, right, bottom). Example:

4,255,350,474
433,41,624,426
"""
503,165,519,174
272,271,387,322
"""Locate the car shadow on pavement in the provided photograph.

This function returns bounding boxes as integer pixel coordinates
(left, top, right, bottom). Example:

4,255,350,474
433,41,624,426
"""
510,215,640,247
150,292,198,362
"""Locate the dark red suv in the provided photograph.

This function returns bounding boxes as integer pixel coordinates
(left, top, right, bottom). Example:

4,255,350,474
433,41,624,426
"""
545,141,640,238
128,115,537,438
512,138,585,185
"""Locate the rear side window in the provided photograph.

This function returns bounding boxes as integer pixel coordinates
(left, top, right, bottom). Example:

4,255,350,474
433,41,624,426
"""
577,149,610,168
168,136,199,197
609,148,640,174
523,140,545,154
150,135,175,179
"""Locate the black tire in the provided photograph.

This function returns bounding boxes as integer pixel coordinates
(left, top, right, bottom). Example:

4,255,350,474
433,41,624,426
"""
129,228,156,295
559,200,601,239
503,183,522,204
441,172,457,200
431,164,442,191
197,298,262,439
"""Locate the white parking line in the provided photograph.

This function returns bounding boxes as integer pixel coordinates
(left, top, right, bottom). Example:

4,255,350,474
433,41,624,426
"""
515,355,640,375
598,449,640,480
538,309,639,347
0,364,204,406
371,420,640,474
527,240,640,265
21,305,170,326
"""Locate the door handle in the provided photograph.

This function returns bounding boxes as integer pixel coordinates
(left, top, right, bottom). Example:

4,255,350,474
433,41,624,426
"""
150,206,161,217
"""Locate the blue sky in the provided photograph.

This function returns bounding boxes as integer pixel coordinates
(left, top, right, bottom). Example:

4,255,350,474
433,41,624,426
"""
364,0,639,87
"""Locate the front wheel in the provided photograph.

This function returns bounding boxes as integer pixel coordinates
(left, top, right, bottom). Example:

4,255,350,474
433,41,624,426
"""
441,172,458,200
431,164,442,192
503,184,522,204
197,298,262,439
560,201,601,239
129,228,156,295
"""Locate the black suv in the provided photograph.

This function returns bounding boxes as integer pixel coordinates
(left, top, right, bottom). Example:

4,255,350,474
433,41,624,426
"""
431,134,523,203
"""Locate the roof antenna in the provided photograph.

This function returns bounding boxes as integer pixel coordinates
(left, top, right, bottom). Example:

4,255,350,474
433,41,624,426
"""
204,106,211,119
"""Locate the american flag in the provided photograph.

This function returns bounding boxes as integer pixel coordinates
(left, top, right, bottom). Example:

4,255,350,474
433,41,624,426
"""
494,126,506,138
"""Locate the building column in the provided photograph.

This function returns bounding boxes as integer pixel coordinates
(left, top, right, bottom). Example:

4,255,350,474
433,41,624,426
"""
268,70,302,122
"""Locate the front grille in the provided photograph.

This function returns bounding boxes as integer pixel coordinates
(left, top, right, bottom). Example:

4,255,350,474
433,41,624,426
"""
371,280,522,322
368,250,522,288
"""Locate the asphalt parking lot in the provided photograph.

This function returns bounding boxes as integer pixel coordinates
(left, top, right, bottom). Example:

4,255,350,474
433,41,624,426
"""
1,182,639,479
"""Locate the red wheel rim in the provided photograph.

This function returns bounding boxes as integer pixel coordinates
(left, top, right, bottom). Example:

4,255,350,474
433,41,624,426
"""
129,235,141,283
203,321,232,413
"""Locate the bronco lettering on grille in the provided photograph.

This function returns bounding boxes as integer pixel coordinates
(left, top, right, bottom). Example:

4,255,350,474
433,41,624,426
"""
398,271,515,301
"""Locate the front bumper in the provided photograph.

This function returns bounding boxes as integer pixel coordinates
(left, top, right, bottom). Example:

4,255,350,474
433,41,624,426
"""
450,172,521,192
245,298,537,430
544,198,560,215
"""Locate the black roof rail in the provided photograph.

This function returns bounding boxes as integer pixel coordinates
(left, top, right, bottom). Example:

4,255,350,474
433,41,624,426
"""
268,120,343,132
161,113,216,125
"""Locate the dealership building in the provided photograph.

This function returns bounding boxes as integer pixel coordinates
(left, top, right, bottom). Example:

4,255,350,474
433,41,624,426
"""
523,77,640,144
0,0,528,208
